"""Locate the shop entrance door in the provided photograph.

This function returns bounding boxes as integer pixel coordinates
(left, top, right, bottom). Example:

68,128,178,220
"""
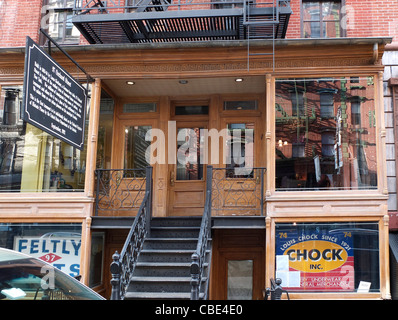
211,230,265,300
167,121,208,216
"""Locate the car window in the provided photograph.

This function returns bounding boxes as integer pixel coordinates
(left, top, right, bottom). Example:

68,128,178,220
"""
0,258,102,300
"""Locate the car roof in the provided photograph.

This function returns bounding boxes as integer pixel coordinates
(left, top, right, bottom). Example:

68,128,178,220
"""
0,247,31,262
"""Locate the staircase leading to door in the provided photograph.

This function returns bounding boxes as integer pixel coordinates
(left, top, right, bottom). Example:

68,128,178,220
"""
124,217,212,300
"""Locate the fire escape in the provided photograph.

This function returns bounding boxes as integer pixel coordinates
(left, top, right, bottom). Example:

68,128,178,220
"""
72,0,291,44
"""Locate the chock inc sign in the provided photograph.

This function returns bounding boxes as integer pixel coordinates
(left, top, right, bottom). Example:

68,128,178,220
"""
276,229,354,291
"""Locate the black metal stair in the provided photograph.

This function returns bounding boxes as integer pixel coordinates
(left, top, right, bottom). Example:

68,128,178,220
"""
124,217,212,300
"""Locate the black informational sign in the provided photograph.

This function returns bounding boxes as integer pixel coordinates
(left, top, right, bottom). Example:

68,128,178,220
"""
23,37,87,150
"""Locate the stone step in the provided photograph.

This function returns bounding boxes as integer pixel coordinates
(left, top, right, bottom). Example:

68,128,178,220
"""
138,249,198,262
124,291,204,300
128,276,207,292
151,217,202,228
149,227,200,238
143,238,199,250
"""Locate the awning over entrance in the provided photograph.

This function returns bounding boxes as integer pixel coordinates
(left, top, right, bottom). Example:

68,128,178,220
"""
72,0,292,44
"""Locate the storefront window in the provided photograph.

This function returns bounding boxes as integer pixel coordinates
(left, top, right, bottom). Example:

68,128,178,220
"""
96,90,114,169
0,85,90,192
89,232,104,287
275,222,380,293
275,77,377,191
0,223,82,277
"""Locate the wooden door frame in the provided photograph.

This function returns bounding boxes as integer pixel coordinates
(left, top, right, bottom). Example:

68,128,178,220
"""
210,229,265,300
167,120,209,216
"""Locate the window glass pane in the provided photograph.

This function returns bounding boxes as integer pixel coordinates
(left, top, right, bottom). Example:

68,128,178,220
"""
351,97,361,126
303,2,321,38
0,85,90,192
226,123,254,177
275,222,379,293
96,90,114,169
302,1,341,38
176,127,204,180
322,1,340,18
46,6,80,44
275,77,377,191
124,126,151,169
175,106,208,115
323,20,341,38
224,101,257,111
227,260,253,299
90,232,104,287
123,103,156,113
0,223,82,277
320,92,334,117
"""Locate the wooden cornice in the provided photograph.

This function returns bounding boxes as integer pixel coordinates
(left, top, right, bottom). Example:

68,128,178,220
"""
0,38,391,81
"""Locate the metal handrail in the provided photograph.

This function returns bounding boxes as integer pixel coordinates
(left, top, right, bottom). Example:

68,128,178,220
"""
73,0,288,14
110,166,153,300
190,165,213,300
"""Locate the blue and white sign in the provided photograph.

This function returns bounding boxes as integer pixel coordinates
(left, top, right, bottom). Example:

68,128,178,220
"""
14,236,81,277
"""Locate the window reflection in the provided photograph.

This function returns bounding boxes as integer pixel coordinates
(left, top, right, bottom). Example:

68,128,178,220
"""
226,123,254,178
124,126,151,170
0,86,90,192
275,77,377,191
176,127,204,181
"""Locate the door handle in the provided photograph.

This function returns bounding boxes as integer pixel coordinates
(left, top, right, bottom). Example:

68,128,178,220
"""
116,172,122,186
170,171,175,186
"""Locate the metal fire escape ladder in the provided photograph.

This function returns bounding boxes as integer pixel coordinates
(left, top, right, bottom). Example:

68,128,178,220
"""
243,0,280,71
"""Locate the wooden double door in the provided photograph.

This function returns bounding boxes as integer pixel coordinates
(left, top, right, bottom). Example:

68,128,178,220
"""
113,108,262,217
167,117,262,216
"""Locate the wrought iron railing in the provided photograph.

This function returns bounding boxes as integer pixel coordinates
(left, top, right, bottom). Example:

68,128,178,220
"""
211,167,267,216
110,166,153,300
190,165,213,300
94,168,147,216
73,0,289,14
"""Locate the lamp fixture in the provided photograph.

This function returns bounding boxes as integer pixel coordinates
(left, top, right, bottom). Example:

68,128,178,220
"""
179,80,188,84
235,78,244,82
126,81,135,85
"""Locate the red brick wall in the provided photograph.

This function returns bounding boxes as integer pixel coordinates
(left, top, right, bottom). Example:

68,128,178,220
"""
0,0,43,47
0,0,397,47
285,0,398,42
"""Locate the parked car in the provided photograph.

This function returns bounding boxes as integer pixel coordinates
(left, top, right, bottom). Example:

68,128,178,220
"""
0,248,105,300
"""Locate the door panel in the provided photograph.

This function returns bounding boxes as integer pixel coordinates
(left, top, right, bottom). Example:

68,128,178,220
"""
211,230,265,300
168,123,207,216
212,119,263,216
106,120,154,216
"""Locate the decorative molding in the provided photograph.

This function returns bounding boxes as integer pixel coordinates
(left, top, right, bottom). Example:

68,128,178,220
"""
0,58,376,80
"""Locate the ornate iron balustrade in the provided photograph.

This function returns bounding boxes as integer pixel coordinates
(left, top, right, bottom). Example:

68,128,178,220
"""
94,168,147,216
190,166,266,299
110,166,153,300
191,165,213,300
74,0,290,14
211,167,267,216
72,0,291,44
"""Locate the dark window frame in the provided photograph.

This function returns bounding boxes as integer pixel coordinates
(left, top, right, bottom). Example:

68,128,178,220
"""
40,0,80,45
300,0,346,38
